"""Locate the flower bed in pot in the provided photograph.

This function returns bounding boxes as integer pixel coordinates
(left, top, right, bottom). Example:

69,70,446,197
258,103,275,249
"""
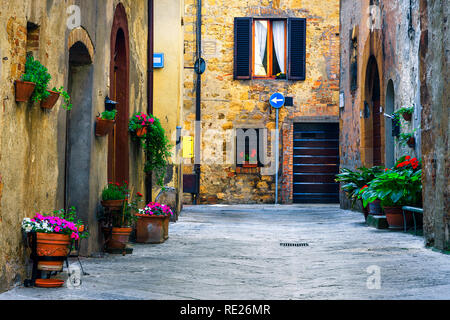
22,208,88,272
136,202,173,244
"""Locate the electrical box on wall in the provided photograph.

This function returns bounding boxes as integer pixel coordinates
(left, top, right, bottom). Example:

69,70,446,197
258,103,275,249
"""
153,53,164,68
182,136,194,158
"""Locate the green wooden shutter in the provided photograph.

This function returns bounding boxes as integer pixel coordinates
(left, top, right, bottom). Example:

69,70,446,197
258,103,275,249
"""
288,18,306,80
234,17,252,80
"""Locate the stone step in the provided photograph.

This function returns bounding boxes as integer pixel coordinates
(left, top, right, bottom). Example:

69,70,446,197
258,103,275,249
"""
366,215,389,229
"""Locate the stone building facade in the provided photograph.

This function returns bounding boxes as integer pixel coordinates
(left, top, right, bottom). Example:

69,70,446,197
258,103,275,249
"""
0,0,184,292
182,0,340,204
339,0,422,208
339,0,448,252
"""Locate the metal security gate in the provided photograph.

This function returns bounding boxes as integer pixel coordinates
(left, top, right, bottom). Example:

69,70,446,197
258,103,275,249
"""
293,123,340,203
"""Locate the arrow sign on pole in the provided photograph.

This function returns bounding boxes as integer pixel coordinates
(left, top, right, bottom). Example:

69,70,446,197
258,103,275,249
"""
269,92,285,109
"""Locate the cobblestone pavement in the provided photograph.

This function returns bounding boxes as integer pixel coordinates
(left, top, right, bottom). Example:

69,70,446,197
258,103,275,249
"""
1,204,450,300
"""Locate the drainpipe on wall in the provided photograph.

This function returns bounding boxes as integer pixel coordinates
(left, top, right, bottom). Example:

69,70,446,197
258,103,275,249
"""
146,0,154,203
194,0,202,204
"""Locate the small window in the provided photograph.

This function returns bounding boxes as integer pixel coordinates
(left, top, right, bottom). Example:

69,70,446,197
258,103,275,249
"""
235,128,264,167
253,19,286,79
234,17,306,80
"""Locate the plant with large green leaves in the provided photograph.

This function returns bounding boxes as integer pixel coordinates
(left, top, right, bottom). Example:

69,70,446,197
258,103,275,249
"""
361,156,422,208
21,56,51,102
335,166,384,207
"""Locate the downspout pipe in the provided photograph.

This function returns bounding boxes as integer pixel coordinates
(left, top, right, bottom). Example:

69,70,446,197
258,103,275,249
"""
146,0,154,203
194,0,202,204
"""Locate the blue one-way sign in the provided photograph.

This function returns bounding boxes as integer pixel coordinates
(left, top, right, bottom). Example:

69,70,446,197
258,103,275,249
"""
269,92,285,109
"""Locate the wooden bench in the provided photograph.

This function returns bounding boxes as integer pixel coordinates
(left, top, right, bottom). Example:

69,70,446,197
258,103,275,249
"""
402,206,423,235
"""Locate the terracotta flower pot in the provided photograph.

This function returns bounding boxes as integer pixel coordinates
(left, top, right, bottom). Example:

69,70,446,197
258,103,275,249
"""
368,199,382,215
135,214,169,244
101,199,126,211
40,90,60,109
33,233,71,271
95,118,115,137
384,206,414,229
106,227,132,249
15,80,36,102
402,113,412,121
136,127,147,137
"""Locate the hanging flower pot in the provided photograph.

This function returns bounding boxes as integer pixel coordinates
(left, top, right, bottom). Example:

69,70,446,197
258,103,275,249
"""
95,118,115,137
15,80,36,102
402,113,412,121
407,137,416,148
40,90,60,110
384,206,414,229
136,126,148,137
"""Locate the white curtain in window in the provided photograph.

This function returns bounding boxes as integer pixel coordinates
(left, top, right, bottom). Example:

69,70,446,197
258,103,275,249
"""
272,21,285,73
255,20,267,76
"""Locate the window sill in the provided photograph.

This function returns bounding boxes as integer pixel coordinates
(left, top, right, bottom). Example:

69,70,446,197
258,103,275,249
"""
236,166,261,174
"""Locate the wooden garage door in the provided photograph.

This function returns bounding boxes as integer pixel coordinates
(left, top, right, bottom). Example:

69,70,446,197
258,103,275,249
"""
293,123,340,203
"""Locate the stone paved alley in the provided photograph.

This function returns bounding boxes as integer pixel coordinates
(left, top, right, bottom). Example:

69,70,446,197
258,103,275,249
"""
1,205,450,300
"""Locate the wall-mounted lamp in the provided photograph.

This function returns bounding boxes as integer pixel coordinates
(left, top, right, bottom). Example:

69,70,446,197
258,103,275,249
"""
105,96,118,111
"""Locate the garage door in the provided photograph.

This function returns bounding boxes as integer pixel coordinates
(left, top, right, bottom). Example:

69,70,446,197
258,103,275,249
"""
293,123,340,203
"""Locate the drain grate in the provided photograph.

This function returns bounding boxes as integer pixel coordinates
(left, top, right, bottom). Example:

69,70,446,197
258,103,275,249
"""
280,242,309,247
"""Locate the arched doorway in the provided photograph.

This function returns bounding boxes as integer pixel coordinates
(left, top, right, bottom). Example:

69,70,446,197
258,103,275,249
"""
365,56,382,166
108,3,130,184
385,80,395,168
64,40,94,253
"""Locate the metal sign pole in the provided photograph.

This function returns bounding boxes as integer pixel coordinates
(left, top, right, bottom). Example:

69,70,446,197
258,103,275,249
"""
275,108,279,205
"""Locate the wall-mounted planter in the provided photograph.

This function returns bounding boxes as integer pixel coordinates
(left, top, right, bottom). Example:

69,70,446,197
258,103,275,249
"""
136,127,147,138
402,113,412,121
242,162,258,168
15,80,36,102
95,118,115,137
40,90,60,109
407,137,415,148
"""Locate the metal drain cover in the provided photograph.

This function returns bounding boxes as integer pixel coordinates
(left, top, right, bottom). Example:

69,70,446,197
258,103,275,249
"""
280,242,309,247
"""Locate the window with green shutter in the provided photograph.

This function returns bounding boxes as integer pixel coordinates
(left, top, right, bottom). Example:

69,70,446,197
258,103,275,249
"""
234,17,306,81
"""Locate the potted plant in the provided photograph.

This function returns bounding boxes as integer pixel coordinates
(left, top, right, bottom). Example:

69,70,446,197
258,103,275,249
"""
135,202,174,244
398,131,416,148
361,156,422,229
16,56,50,103
335,166,384,219
397,106,414,121
41,86,72,110
95,109,117,137
241,149,258,168
129,113,172,188
21,208,88,272
129,112,154,138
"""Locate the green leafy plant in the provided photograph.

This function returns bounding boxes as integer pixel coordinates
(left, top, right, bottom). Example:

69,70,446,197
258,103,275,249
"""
129,113,172,188
102,181,129,201
397,106,414,116
99,109,117,120
361,156,422,208
275,72,286,79
335,166,384,207
52,86,72,110
21,56,51,102
397,130,415,146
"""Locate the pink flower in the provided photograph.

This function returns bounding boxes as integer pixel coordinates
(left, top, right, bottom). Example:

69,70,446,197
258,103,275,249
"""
71,232,79,240
54,227,61,232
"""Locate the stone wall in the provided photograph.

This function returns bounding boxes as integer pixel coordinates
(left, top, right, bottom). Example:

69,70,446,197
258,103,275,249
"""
419,0,449,251
0,0,149,292
339,0,422,209
182,0,340,204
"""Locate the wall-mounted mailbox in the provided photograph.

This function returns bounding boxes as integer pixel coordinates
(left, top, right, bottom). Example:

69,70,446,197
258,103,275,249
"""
153,53,164,68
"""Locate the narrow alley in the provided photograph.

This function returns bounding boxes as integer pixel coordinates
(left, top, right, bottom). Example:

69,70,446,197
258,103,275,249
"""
2,205,449,300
